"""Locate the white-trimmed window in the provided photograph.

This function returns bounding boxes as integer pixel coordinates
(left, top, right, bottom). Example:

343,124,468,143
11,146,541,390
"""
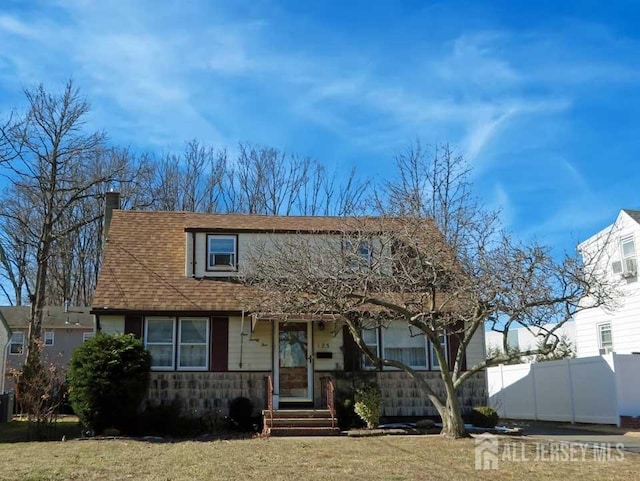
9,332,24,355
621,237,637,279
145,317,176,370
430,332,448,370
361,328,379,369
598,323,614,354
44,331,54,346
207,235,237,271
83,332,95,342
178,318,209,370
382,323,428,369
145,317,210,370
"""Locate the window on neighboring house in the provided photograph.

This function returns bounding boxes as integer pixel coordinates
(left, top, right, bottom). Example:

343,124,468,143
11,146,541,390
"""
145,317,210,371
9,332,24,355
613,237,637,278
361,328,379,369
430,332,448,370
145,317,176,370
207,235,237,271
621,237,637,278
598,323,613,354
44,331,54,346
83,332,95,342
178,318,209,370
382,323,428,369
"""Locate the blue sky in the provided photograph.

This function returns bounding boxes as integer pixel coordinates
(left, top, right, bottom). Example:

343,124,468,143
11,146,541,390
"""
1,0,639,254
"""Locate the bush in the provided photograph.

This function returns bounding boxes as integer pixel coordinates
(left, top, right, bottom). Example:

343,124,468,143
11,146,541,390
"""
336,397,364,430
136,400,196,437
354,383,381,429
470,406,499,428
67,333,151,434
228,396,253,431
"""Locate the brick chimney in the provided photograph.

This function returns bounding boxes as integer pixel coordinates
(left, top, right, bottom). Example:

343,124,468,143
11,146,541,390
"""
104,191,121,240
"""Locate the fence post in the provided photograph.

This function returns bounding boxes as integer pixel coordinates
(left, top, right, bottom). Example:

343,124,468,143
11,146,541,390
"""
566,357,575,424
611,353,621,427
499,363,507,419
530,363,538,421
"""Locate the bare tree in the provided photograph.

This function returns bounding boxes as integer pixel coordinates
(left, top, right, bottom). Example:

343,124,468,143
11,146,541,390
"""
0,81,125,357
240,143,616,438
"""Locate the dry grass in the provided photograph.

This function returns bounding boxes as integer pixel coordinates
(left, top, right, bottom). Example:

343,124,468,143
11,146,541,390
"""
0,435,638,481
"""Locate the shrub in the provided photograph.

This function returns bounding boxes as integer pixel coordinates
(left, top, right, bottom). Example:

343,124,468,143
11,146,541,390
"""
354,383,381,429
471,406,499,428
67,333,151,434
228,396,253,431
136,400,197,437
336,397,364,430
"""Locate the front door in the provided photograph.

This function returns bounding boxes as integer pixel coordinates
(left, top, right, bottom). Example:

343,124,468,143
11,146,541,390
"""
277,321,313,403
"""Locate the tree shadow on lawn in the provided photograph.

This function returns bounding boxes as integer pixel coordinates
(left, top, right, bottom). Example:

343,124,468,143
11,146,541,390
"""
0,416,83,443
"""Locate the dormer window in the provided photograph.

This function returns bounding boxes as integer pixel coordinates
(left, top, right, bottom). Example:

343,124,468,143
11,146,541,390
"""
207,235,237,271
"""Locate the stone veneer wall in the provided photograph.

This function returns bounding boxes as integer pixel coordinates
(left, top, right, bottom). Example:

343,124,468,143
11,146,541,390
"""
332,370,487,418
148,370,487,419
147,372,270,416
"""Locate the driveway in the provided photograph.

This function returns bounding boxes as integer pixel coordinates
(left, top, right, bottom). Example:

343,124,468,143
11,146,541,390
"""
516,422,640,454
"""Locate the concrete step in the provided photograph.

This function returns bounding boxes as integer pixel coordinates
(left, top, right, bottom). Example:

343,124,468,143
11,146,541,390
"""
265,417,337,428
266,426,341,437
262,409,333,419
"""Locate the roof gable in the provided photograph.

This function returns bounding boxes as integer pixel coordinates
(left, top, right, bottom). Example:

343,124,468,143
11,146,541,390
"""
622,209,640,226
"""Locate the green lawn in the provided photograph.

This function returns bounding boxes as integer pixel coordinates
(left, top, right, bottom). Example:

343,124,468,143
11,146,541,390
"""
0,435,638,481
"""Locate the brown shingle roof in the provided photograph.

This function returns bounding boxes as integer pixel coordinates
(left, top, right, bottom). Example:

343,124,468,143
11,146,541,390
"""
92,211,445,312
93,211,375,312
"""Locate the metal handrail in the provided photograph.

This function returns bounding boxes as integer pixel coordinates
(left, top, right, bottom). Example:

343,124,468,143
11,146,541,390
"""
326,377,336,428
266,375,274,434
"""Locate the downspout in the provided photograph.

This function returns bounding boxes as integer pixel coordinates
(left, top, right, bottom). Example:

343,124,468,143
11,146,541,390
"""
239,310,245,368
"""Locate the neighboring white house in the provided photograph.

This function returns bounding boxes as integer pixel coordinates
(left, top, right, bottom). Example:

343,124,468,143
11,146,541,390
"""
573,209,640,357
485,321,576,360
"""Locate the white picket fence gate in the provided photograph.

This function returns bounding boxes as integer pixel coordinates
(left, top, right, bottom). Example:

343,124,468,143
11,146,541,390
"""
487,353,640,426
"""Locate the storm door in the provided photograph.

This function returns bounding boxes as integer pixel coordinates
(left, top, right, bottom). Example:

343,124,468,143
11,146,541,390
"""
277,321,313,402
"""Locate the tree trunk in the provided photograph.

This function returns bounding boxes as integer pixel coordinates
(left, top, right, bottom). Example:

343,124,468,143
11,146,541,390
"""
439,379,470,439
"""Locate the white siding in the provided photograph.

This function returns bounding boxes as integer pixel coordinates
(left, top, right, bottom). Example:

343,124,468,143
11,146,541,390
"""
312,322,344,371
466,327,486,369
575,210,640,357
100,315,125,335
485,322,577,359
575,294,640,356
188,232,371,279
227,316,272,371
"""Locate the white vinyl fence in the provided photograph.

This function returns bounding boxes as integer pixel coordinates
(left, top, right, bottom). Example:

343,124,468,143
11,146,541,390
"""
487,354,640,426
